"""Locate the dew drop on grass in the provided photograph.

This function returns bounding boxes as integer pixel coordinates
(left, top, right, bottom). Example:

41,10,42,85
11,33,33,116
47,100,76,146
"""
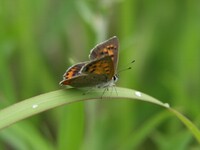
135,91,142,97
32,104,38,109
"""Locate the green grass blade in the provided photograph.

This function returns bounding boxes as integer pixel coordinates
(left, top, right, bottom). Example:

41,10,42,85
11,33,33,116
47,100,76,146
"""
0,87,199,144
168,108,200,143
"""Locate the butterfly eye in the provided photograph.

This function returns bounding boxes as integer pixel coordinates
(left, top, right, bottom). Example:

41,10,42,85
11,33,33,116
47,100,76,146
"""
113,75,118,82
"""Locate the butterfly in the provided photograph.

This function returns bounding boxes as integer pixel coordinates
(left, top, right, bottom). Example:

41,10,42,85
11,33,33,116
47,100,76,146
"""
59,36,119,88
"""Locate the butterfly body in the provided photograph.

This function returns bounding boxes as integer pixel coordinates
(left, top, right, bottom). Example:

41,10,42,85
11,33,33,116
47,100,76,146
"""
60,36,119,88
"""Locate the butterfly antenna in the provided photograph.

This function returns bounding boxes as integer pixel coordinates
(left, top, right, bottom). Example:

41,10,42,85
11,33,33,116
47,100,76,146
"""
117,60,135,74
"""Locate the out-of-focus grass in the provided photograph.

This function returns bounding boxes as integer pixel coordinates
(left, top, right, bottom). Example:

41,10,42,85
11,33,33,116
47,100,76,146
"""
0,0,200,149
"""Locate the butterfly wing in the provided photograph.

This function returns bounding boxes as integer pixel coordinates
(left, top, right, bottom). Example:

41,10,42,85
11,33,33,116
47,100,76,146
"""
81,55,114,81
59,62,86,85
60,74,108,87
89,36,119,71
63,62,86,80
59,61,109,87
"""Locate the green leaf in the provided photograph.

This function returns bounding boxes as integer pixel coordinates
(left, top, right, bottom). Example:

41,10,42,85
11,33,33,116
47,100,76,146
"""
0,87,200,144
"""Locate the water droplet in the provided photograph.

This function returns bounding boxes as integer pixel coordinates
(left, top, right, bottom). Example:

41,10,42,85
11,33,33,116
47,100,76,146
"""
135,91,142,97
32,104,38,109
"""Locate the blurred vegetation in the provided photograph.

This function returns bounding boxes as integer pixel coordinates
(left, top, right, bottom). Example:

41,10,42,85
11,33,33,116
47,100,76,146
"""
0,0,200,149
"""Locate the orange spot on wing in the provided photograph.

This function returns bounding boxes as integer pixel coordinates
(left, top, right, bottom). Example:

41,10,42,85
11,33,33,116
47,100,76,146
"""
66,71,73,78
103,49,108,53
64,68,78,79
108,50,114,56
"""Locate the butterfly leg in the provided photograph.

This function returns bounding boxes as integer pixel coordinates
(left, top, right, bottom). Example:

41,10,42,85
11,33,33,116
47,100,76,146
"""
113,85,118,96
106,86,117,98
100,87,109,99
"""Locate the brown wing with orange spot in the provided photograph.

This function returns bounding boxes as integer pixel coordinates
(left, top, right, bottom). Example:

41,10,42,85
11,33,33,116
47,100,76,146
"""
81,55,114,81
62,62,86,80
59,62,87,85
89,36,119,72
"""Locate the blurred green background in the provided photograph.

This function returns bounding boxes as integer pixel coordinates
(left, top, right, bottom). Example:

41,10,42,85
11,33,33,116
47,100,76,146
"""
0,0,200,149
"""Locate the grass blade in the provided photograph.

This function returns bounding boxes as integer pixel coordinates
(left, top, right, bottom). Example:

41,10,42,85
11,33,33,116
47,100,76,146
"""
0,87,199,144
